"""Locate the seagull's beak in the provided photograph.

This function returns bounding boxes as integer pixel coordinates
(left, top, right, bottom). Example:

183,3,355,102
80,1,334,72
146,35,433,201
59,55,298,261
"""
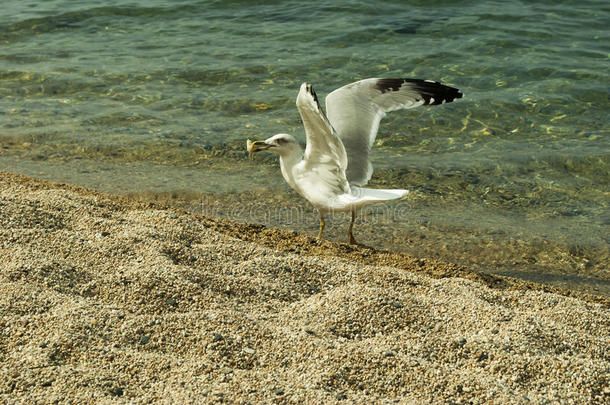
247,140,273,153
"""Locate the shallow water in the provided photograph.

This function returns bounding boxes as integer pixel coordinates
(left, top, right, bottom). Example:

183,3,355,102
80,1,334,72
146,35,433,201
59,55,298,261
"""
1,1,608,295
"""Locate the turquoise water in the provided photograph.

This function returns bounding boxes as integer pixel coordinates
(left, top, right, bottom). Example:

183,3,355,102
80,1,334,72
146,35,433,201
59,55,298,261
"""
1,1,608,295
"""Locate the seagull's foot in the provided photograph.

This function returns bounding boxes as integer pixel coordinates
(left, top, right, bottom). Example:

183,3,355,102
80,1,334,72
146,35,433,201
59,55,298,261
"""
347,210,358,245
348,233,358,246
317,217,326,242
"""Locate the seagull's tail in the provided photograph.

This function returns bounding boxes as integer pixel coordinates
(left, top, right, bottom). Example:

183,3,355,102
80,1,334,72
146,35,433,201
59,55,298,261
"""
347,186,409,209
327,186,408,212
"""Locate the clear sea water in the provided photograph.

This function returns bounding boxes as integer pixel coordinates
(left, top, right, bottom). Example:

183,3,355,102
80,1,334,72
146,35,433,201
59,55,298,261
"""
1,0,608,295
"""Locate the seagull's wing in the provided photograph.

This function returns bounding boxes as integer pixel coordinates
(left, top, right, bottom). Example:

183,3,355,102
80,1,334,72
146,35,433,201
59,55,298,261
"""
295,82,350,202
326,78,463,186
297,83,347,170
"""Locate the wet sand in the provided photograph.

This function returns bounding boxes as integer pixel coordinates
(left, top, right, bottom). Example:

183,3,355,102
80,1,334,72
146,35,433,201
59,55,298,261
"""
1,170,608,404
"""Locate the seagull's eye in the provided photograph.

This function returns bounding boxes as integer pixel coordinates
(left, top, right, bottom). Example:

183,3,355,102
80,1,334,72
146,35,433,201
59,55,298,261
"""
275,138,287,145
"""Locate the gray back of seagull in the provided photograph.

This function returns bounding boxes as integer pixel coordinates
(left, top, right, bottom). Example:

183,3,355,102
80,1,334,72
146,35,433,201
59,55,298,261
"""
325,78,463,186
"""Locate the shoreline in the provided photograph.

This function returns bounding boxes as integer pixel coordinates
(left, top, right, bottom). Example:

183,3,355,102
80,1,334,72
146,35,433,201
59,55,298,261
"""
5,169,603,304
1,170,608,403
4,152,607,298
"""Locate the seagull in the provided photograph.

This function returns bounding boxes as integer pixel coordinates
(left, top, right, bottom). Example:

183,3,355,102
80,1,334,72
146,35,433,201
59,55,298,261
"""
248,78,462,244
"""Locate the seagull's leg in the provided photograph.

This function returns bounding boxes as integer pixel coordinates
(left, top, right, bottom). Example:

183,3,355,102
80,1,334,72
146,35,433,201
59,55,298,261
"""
348,209,357,245
317,214,326,240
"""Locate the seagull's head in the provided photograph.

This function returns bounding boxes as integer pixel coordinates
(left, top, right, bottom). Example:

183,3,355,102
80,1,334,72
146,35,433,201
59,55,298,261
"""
248,134,299,157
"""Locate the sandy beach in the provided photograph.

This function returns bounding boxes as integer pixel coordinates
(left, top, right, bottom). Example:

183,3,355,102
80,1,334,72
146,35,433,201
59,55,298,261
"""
0,170,608,404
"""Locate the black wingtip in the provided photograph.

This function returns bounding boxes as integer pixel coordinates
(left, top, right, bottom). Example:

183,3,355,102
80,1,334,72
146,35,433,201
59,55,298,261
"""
306,83,322,109
375,78,463,105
